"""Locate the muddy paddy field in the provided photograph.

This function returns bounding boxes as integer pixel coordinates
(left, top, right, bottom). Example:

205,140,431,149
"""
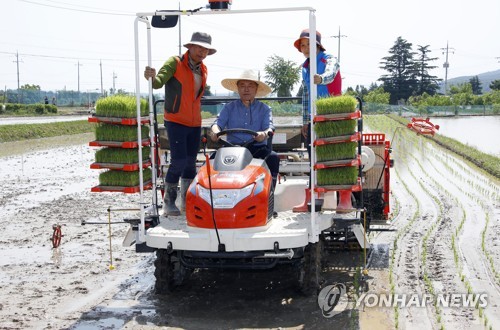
0,115,499,329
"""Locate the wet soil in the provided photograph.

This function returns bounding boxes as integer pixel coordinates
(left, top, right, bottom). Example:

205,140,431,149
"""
0,122,498,329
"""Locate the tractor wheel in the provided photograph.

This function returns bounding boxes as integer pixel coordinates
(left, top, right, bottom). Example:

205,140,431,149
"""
154,249,192,294
295,241,323,295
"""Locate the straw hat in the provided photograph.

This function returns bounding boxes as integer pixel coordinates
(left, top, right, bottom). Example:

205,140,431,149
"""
293,29,326,52
221,70,272,97
183,32,217,55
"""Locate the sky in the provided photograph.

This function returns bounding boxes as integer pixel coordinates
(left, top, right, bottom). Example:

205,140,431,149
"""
1,0,499,96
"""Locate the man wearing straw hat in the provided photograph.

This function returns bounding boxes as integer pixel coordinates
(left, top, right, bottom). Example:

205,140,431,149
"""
144,31,216,216
210,69,279,189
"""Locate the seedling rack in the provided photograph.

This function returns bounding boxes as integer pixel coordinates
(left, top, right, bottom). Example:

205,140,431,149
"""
89,96,152,193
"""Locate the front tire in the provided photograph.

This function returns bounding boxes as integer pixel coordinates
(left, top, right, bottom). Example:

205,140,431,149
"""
295,242,323,295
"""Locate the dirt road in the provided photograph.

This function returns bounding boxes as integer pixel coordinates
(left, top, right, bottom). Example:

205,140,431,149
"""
0,116,498,329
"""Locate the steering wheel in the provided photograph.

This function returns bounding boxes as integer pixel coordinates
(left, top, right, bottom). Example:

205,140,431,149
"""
216,128,259,148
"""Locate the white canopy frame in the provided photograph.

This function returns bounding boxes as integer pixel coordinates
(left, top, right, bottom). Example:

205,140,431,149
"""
133,6,319,243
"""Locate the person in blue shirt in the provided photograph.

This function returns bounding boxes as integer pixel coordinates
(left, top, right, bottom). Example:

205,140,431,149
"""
210,69,279,189
292,29,342,212
294,28,341,159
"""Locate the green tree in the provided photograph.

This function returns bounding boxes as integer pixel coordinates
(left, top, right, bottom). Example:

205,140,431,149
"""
204,85,213,96
449,83,474,105
450,83,473,95
364,87,390,104
20,84,41,91
344,85,369,99
489,79,500,91
469,76,482,95
379,36,418,104
415,45,441,95
264,55,300,97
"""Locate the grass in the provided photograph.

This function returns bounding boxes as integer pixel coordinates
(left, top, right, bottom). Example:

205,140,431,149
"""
0,120,93,143
99,168,152,186
316,95,357,115
95,95,148,118
316,166,358,185
316,142,357,162
314,119,357,138
95,124,150,142
95,147,150,163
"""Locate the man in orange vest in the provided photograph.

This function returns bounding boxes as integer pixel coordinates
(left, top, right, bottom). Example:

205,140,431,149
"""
144,32,216,216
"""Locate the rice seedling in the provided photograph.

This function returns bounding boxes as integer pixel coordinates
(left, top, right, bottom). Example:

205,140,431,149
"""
314,119,357,138
95,124,149,142
95,95,148,118
95,147,150,164
316,166,358,186
316,95,357,115
316,142,357,162
99,168,152,186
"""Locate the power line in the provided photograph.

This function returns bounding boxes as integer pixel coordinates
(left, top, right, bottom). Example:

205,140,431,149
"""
19,0,134,16
0,50,133,62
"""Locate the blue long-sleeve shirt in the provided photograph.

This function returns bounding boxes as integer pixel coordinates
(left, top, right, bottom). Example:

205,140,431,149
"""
301,51,340,124
213,99,274,147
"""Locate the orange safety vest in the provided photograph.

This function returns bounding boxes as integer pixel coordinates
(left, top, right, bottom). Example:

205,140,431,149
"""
164,54,207,127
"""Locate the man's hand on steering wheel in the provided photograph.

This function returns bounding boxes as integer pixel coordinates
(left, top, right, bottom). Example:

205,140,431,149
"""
254,131,267,143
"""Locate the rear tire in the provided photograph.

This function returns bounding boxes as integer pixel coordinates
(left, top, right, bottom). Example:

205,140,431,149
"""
154,249,192,294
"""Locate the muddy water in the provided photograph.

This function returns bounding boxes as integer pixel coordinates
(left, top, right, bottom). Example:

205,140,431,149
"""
431,116,500,156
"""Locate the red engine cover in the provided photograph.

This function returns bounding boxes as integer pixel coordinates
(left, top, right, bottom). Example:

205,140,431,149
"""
186,164,272,229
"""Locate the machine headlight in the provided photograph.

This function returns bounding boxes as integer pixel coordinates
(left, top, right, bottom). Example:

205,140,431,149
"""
198,184,254,209
253,173,266,196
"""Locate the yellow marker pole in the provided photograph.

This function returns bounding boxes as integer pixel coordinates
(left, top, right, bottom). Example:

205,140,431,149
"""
108,207,115,270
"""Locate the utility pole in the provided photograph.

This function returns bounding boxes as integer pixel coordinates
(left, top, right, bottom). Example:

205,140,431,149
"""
14,51,21,91
112,71,117,94
440,42,455,95
330,27,347,63
100,60,104,96
76,61,83,93
13,51,22,103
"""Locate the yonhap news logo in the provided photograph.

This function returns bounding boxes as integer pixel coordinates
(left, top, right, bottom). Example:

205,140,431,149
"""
355,292,488,309
317,283,349,318
318,282,488,318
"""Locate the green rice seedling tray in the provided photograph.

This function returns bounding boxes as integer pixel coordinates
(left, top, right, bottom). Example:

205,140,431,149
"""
314,179,362,193
314,157,360,170
314,110,361,123
316,95,358,115
95,95,149,118
91,180,153,193
95,123,150,142
316,166,359,186
88,115,150,126
314,119,357,138
90,160,152,171
315,141,357,162
314,132,361,146
89,138,151,148
95,147,150,164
